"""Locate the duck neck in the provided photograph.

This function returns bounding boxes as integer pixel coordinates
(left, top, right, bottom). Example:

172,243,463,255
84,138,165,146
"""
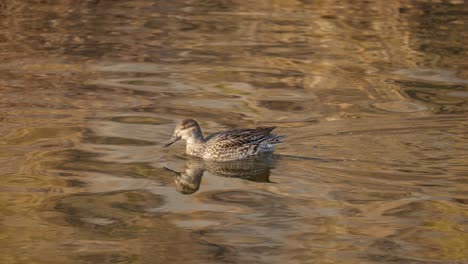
186,129,205,156
186,135,203,145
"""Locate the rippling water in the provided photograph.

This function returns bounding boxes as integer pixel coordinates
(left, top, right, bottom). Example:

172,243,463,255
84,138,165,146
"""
1,1,467,263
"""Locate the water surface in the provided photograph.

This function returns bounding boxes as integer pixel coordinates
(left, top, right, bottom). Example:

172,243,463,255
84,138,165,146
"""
1,1,467,263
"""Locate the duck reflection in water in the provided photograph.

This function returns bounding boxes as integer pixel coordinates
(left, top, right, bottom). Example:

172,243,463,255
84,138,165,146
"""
165,155,277,195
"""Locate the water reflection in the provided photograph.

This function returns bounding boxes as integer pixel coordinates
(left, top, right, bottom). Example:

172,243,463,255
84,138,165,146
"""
166,155,276,194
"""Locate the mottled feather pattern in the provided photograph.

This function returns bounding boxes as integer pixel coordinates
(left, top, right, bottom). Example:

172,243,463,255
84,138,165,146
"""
166,119,285,161
206,127,277,145
202,127,284,161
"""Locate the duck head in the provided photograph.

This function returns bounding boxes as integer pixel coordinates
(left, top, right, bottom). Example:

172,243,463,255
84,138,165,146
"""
164,119,202,147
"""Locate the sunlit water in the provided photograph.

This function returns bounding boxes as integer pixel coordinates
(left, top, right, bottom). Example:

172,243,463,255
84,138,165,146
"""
1,1,467,263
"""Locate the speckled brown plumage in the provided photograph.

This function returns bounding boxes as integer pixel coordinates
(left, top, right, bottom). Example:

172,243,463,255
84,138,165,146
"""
164,119,285,161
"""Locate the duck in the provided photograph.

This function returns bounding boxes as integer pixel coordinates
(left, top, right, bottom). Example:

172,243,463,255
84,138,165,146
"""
164,119,285,161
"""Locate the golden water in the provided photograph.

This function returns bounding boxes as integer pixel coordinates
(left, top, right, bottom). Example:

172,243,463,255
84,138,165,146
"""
1,1,467,263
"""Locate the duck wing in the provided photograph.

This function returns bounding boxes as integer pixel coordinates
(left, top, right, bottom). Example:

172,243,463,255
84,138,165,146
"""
205,126,277,148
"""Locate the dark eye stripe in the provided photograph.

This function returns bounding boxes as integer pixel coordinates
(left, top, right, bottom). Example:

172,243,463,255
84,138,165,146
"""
181,119,198,129
182,123,194,129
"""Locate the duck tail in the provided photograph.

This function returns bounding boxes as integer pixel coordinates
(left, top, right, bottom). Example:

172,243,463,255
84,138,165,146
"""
257,126,277,134
268,134,286,144
277,134,286,143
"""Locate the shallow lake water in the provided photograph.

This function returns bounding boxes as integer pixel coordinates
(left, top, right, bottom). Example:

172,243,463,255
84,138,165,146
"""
1,1,467,263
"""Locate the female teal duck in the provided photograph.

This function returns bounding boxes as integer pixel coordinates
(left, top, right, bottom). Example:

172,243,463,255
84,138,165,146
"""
164,119,285,161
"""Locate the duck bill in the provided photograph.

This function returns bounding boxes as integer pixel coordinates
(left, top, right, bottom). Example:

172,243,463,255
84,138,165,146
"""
164,136,180,147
